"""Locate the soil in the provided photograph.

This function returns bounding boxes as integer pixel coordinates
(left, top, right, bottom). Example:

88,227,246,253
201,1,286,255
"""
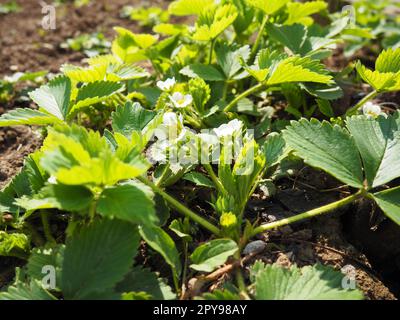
0,0,398,300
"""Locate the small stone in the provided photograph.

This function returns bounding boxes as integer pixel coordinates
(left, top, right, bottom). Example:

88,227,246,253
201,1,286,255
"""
243,240,266,255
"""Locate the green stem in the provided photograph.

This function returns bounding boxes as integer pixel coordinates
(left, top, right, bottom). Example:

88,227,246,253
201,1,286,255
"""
155,163,171,187
345,90,378,117
224,83,265,113
138,176,221,236
250,191,362,237
40,211,56,245
204,163,227,195
208,39,215,64
251,15,269,59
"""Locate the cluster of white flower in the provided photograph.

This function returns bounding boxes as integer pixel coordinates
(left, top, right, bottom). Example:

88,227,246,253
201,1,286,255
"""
157,77,193,109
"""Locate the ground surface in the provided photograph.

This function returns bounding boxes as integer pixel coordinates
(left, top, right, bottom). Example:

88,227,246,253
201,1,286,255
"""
0,0,398,300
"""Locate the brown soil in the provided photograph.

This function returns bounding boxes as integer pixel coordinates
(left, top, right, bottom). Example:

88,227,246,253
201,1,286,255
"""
0,0,398,300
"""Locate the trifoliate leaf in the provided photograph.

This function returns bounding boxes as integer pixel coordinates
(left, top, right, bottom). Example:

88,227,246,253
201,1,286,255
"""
190,239,238,273
97,182,157,226
346,112,400,188
112,102,156,138
139,225,182,278
29,76,71,120
283,119,364,188
0,232,30,258
251,262,364,300
0,108,61,127
0,278,56,300
62,219,140,299
372,187,400,226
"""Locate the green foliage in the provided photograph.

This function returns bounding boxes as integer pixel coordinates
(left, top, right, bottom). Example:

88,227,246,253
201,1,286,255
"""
190,239,238,272
250,262,364,300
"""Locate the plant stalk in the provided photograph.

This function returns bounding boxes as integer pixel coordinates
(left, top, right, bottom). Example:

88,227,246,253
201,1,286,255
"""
40,210,56,245
208,39,216,65
224,83,265,113
204,163,227,195
251,15,269,59
250,191,362,237
138,176,221,236
345,90,378,117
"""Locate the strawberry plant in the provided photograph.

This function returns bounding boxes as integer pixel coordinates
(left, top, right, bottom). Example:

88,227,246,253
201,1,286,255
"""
0,0,400,301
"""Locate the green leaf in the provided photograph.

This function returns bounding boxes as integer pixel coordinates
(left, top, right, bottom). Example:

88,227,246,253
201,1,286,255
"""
267,57,333,85
15,184,94,212
251,262,363,300
215,43,250,79
0,278,56,300
183,172,214,188
285,1,327,26
0,232,30,258
190,239,238,273
372,187,400,226
29,76,71,120
283,119,364,188
27,245,65,289
265,23,309,55
112,102,156,138
70,81,123,114
168,0,214,16
97,182,157,225
201,289,241,300
116,267,176,300
263,132,287,167
180,64,225,81
356,62,398,92
139,225,182,278
375,48,400,73
61,219,140,299
316,99,334,117
192,4,238,42
246,0,289,15
0,108,61,127
346,112,400,188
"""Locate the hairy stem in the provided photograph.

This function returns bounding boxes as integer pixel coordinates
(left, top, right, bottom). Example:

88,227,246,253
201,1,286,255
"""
40,210,56,245
251,191,363,237
224,83,265,113
345,90,378,117
138,176,221,236
251,15,269,59
204,163,227,195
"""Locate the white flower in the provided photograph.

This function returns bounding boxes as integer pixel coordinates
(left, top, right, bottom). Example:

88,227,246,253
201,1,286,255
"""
47,176,57,184
157,77,176,92
4,72,24,83
198,133,219,146
170,92,193,109
163,112,182,126
362,101,385,119
170,162,183,174
214,119,243,138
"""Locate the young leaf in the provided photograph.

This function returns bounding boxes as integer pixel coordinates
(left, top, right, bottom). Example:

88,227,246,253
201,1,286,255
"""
190,239,238,273
346,112,400,188
97,182,157,226
215,43,250,80
183,172,215,188
372,187,400,225
262,132,287,167
0,108,61,127
285,1,327,26
0,232,30,258
62,219,140,299
112,102,156,138
283,119,364,188
139,225,182,278
29,76,71,120
251,262,364,300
